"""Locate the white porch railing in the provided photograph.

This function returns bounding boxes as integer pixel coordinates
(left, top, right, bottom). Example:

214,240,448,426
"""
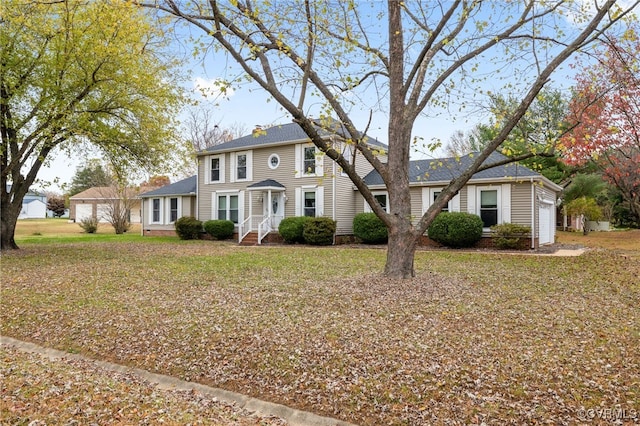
257,216,271,244
239,215,273,244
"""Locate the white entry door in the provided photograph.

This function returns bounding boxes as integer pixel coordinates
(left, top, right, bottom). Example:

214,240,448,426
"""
263,192,285,229
539,201,554,245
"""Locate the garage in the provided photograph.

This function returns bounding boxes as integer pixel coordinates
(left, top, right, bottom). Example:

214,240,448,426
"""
75,204,93,222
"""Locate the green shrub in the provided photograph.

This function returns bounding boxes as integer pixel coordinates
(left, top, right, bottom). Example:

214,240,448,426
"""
203,219,235,240
490,223,531,250
353,212,388,244
303,217,336,246
278,216,311,243
78,217,98,234
174,216,202,240
427,212,483,248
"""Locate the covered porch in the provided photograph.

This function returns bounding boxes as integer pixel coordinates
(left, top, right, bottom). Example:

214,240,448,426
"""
238,179,286,245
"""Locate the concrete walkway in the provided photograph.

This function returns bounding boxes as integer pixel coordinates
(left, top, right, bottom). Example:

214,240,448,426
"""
1,336,355,426
545,248,586,257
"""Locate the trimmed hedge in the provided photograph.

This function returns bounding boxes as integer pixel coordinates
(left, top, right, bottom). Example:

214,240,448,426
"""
278,216,311,244
303,217,336,246
490,223,531,250
427,212,483,248
174,216,203,240
353,212,388,244
203,219,235,240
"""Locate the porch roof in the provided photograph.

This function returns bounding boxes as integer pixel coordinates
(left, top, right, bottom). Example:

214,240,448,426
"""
247,179,286,191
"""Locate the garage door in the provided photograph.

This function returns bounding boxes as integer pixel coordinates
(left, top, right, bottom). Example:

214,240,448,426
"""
539,201,554,245
96,204,110,223
75,204,93,222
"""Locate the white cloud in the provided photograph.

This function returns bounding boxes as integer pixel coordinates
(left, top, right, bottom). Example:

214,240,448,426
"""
193,77,235,100
562,0,638,26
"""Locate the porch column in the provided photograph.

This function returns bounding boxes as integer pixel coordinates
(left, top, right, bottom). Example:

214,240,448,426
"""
267,190,273,217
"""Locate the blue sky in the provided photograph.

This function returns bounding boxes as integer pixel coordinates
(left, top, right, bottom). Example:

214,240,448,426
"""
35,0,637,193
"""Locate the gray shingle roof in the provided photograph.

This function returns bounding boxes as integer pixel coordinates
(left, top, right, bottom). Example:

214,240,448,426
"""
139,176,197,197
200,121,387,154
247,179,285,189
363,152,542,186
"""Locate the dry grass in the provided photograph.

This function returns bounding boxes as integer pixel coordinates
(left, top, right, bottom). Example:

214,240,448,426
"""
557,228,640,252
2,239,639,425
1,345,285,425
14,218,141,238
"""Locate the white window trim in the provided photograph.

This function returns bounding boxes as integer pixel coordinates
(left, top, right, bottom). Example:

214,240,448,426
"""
150,198,163,224
295,185,324,217
422,187,460,214
207,154,225,184
364,191,389,213
295,144,324,178
211,190,244,224
167,196,181,224
268,153,280,170
230,151,252,183
475,185,512,230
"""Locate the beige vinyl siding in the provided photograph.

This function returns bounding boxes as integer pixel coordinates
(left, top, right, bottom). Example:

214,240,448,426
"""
334,168,358,235
410,187,423,226
511,183,532,227
181,195,195,218
459,186,468,212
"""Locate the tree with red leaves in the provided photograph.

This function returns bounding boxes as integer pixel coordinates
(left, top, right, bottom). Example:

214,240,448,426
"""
560,30,640,226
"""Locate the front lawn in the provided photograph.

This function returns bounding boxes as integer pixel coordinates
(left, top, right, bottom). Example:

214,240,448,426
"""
1,240,638,424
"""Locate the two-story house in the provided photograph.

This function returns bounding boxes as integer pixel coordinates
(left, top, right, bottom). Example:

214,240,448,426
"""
140,121,561,248
196,122,386,244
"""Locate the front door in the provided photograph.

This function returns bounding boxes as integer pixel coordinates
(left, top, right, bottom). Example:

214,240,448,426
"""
263,192,284,229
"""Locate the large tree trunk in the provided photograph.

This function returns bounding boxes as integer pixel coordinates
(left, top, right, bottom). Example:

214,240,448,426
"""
384,226,419,278
381,0,420,279
1,200,21,250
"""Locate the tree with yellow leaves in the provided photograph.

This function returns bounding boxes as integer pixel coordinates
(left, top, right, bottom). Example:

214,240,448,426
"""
1,0,186,249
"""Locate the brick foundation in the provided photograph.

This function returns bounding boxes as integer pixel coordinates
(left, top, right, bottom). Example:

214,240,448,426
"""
143,229,178,237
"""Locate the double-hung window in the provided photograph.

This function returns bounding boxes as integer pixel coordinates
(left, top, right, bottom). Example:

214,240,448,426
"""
210,157,221,182
303,147,316,175
236,154,247,180
218,194,239,223
169,197,179,223
296,144,322,178
479,189,499,227
364,191,389,213
303,191,316,217
152,198,161,223
432,191,449,212
230,151,251,182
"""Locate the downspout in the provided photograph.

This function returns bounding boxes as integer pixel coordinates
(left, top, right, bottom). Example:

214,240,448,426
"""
140,197,144,236
531,178,535,249
195,157,200,222
332,138,337,245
